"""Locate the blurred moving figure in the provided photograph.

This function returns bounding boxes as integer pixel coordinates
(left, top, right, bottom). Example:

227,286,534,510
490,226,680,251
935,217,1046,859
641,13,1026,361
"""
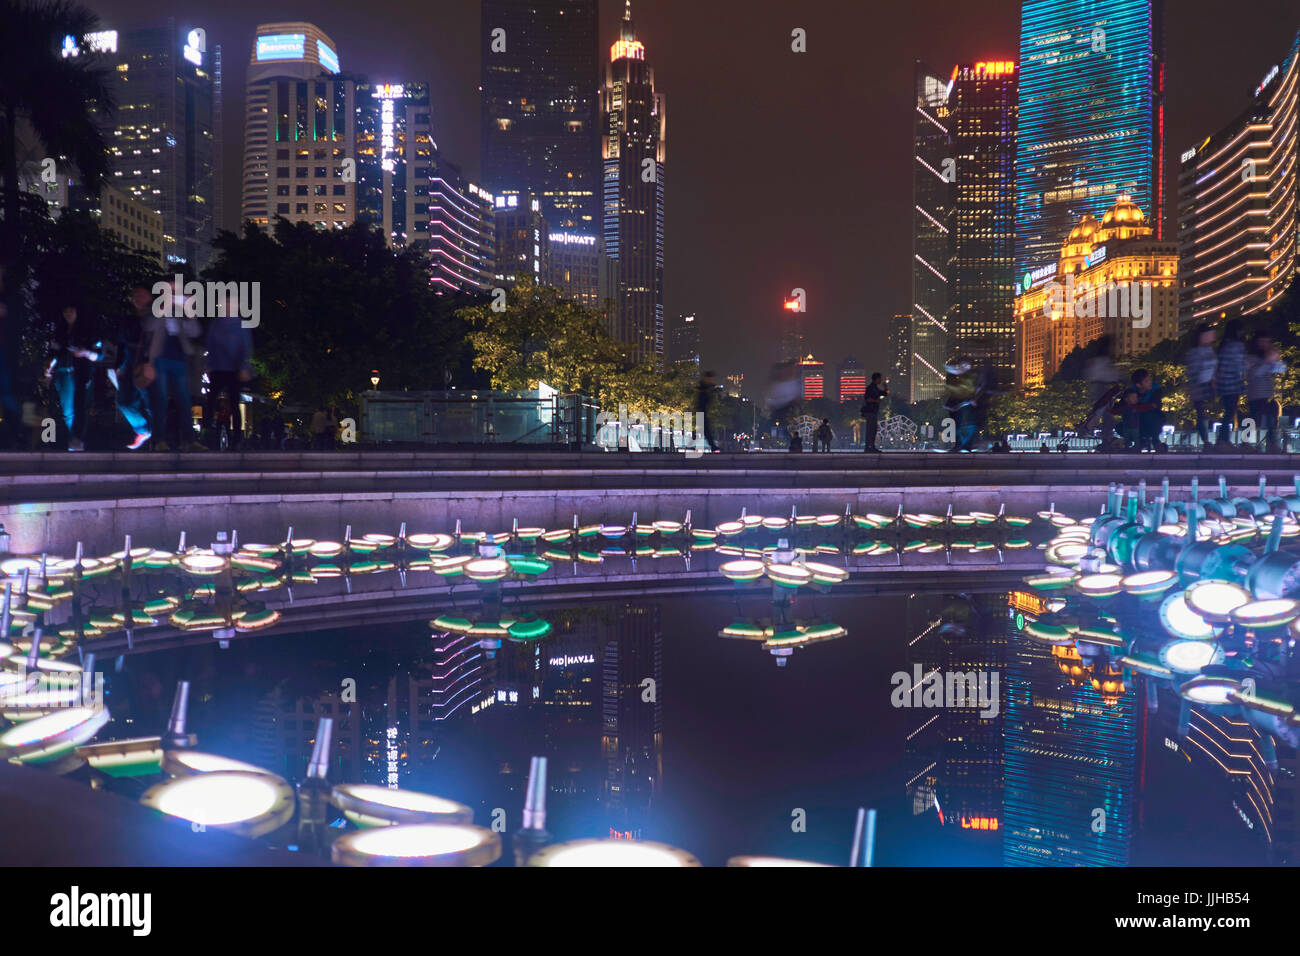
943,359,978,452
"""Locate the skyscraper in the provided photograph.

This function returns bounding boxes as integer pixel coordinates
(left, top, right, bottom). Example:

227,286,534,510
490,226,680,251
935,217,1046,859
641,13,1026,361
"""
355,81,435,248
837,356,866,403
948,62,1018,386
76,20,217,267
602,2,666,365
240,23,355,232
887,313,912,398
492,190,548,286
480,0,600,231
1016,0,1165,279
1178,30,1299,327
671,312,700,367
429,171,497,293
911,63,953,402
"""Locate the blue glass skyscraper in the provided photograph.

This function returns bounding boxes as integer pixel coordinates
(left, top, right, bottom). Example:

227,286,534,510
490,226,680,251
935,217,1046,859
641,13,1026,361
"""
1016,0,1165,278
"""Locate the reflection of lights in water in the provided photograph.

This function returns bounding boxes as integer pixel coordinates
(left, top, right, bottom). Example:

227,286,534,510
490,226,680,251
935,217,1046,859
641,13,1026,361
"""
1159,591,1216,641
1178,677,1242,706
720,560,765,583
526,839,700,867
727,855,832,866
1159,639,1223,674
1074,573,1122,597
1120,569,1177,596
464,558,510,582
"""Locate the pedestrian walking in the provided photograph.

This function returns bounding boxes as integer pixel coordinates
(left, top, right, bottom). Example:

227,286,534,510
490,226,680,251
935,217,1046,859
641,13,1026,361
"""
45,303,101,451
113,283,153,449
943,360,978,451
1215,319,1246,446
861,373,887,451
1184,323,1218,448
1245,333,1287,453
1084,336,1122,450
141,278,203,451
204,289,254,450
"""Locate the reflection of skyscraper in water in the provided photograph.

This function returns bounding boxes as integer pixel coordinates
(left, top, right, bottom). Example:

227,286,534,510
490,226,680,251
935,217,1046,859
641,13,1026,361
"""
904,594,1007,834
1003,608,1138,865
602,604,663,836
249,685,363,783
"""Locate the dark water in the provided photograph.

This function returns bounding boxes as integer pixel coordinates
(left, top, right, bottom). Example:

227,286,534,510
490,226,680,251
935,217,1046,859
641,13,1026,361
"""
88,586,1274,867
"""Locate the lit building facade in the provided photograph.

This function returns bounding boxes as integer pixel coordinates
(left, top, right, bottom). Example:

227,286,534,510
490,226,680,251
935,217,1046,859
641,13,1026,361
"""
797,355,825,400
1178,31,1299,327
355,81,435,249
428,171,496,293
545,231,609,311
948,61,1018,386
602,2,666,365
72,21,217,267
240,23,355,232
1014,197,1178,389
888,313,912,398
480,0,600,231
837,356,866,403
492,191,548,286
1016,0,1166,279
672,313,701,367
911,62,953,402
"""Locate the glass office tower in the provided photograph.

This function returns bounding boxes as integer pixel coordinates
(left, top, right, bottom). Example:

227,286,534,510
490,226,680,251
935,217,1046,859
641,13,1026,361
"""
1016,0,1165,279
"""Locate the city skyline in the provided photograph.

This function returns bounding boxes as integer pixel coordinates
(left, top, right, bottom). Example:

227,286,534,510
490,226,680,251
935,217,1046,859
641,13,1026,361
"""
84,0,1299,387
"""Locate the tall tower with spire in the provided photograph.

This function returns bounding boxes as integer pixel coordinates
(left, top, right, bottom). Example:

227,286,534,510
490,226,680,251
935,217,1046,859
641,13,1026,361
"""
602,1,666,366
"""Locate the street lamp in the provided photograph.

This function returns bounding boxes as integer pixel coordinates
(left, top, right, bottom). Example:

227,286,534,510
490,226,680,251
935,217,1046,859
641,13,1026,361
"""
370,370,380,390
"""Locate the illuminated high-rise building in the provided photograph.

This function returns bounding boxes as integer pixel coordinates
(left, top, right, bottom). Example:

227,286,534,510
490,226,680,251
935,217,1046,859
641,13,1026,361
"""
948,61,1018,385
797,355,825,401
72,20,217,267
545,231,611,311
481,0,600,231
888,313,912,397
1178,30,1299,327
911,62,953,402
837,356,866,403
601,604,663,836
355,81,434,249
1016,0,1165,279
602,2,666,365
240,23,355,232
492,190,548,286
428,170,496,293
672,313,700,367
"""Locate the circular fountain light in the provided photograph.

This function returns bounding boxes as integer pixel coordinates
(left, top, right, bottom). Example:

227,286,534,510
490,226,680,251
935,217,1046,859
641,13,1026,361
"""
652,520,683,534
163,750,272,776
507,617,553,641
803,562,849,585
599,524,627,539
432,555,472,577
179,552,228,575
716,521,745,537
1184,580,1251,624
1049,515,1077,527
1023,568,1077,591
815,514,841,527
308,541,345,558
1159,590,1217,641
1120,569,1177,596
431,615,473,633
235,608,281,631
1178,676,1244,707
1024,621,1075,644
362,533,396,547
1229,598,1300,629
406,533,455,551
1045,541,1090,566
142,770,294,837
1158,639,1224,674
0,669,38,698
761,517,788,530
1075,573,1122,598
526,839,700,867
1,557,44,578
765,564,812,588
0,706,109,762
727,856,833,867
720,559,766,583
464,558,510,583
331,784,474,827
332,823,501,867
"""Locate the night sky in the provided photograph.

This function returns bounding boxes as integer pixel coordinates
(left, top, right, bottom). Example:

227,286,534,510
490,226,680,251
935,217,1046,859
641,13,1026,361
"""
90,0,1299,387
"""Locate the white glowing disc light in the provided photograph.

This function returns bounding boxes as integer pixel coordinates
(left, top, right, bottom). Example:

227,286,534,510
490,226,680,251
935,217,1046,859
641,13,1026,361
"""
1184,580,1251,623
727,855,833,867
162,749,272,776
332,823,501,867
527,839,701,867
142,770,294,838
331,783,474,826
1159,591,1216,641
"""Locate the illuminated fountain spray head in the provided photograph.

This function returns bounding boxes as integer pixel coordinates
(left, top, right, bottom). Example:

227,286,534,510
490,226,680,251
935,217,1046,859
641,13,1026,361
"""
307,717,332,781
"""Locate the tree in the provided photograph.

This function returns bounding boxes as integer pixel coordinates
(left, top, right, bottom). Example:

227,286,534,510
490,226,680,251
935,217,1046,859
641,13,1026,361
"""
460,276,691,415
0,0,115,332
206,220,478,410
